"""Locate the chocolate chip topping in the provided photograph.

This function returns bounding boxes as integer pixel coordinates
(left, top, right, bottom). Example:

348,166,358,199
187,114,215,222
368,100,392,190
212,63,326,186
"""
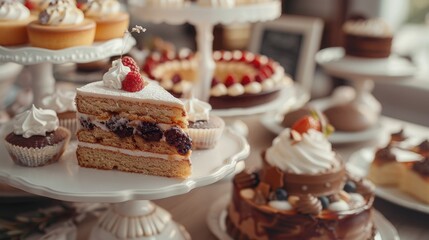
390,128,407,142
260,166,284,190
375,146,396,162
5,128,69,149
412,157,429,176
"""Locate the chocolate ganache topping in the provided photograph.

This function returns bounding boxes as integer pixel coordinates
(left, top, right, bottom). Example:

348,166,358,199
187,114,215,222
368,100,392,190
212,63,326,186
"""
374,146,396,163
412,157,429,176
418,140,429,153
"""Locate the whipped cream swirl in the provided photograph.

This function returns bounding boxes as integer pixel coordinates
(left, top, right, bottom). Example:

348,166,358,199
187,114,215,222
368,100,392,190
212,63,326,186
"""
39,0,84,25
183,98,211,122
13,105,59,138
266,129,339,174
343,19,392,37
0,0,30,21
83,0,121,18
41,89,76,113
103,59,131,89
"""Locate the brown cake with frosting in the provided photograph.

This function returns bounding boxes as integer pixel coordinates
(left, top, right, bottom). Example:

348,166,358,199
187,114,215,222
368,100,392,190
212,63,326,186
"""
343,18,393,58
227,114,376,239
142,50,292,109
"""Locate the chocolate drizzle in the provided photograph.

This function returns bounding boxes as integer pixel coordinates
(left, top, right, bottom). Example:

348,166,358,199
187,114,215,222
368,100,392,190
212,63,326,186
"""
390,128,407,142
412,157,429,176
374,146,396,164
417,140,429,154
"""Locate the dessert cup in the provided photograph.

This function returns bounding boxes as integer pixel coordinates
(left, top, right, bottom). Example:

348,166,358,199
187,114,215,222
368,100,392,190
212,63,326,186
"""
0,16,36,46
88,12,129,41
186,115,225,149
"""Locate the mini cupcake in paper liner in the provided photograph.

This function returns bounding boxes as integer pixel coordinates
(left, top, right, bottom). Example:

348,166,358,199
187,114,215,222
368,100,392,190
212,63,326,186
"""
57,111,77,138
4,127,71,167
186,115,225,149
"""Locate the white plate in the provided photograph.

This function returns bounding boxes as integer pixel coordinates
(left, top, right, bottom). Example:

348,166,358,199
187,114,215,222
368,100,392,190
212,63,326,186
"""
212,84,309,117
348,148,429,213
260,111,383,144
316,47,415,81
207,195,399,240
0,126,249,202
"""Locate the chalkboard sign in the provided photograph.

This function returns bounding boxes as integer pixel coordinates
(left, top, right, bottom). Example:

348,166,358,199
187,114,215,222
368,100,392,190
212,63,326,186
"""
249,16,323,91
259,29,303,80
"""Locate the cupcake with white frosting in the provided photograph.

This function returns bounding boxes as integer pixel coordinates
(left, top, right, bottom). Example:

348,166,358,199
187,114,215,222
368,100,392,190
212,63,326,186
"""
41,89,77,136
183,98,224,149
0,0,37,46
27,0,96,49
4,105,71,167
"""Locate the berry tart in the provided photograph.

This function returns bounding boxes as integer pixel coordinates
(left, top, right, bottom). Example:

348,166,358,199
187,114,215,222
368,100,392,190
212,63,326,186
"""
4,105,71,167
75,48,192,178
227,114,376,239
0,0,36,46
80,0,129,41
27,0,96,49
182,97,224,149
142,50,292,109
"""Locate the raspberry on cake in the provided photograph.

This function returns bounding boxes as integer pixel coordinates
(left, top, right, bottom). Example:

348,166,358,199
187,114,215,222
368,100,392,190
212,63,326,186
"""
75,54,192,178
226,114,376,239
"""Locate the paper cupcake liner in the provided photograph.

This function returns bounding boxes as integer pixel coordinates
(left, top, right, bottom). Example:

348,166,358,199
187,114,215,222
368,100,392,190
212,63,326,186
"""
4,128,70,167
186,116,225,149
59,118,77,139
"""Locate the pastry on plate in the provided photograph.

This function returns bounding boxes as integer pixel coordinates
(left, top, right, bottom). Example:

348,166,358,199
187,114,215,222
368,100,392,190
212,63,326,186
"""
75,55,192,178
4,105,71,167
323,102,378,132
399,157,429,204
27,0,96,49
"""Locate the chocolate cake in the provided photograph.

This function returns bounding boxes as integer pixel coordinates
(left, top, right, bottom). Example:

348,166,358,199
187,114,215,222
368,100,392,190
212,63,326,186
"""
226,114,376,239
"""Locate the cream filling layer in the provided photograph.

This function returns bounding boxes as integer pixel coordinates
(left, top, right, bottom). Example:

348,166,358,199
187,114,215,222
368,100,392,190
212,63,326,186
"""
78,142,188,161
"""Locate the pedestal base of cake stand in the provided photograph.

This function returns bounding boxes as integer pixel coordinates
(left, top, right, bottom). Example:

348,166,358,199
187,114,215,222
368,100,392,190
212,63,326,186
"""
89,200,190,240
28,62,55,107
349,77,382,121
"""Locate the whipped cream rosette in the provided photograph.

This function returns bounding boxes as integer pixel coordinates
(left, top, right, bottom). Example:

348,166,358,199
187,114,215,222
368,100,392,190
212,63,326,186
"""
343,18,392,37
183,98,224,149
0,0,36,45
42,89,77,136
39,0,84,25
4,105,71,167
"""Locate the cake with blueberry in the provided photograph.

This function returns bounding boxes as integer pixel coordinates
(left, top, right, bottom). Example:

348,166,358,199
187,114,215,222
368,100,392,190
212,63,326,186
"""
343,18,393,58
227,114,376,239
75,55,192,178
142,50,292,109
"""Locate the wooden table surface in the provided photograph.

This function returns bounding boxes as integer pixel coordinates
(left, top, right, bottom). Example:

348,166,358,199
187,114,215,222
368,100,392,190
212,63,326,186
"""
1,116,429,239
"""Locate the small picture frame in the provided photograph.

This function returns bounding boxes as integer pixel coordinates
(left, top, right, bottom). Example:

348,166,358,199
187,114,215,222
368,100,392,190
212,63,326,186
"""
249,15,324,92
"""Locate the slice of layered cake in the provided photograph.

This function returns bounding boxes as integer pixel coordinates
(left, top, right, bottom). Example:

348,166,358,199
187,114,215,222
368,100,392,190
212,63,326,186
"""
75,56,192,178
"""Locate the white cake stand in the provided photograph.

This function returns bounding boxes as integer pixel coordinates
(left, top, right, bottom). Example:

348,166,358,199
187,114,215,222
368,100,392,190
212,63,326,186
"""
0,123,249,240
128,0,281,101
315,47,416,116
0,38,135,107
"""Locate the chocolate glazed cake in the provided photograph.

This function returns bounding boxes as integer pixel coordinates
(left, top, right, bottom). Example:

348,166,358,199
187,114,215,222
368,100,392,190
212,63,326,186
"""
226,123,376,240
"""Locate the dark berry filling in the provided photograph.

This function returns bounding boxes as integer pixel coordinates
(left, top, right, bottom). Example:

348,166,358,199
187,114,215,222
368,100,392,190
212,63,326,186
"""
106,116,134,138
137,122,163,142
80,117,95,130
165,126,192,155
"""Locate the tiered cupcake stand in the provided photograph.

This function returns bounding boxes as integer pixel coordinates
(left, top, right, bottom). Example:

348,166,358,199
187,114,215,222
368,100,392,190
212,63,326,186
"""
0,125,249,240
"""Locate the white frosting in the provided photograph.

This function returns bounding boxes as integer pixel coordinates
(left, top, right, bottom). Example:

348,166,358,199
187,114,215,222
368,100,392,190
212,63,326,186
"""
145,0,184,7
227,83,244,96
0,0,30,21
41,89,76,113
198,0,235,8
244,81,262,94
261,79,274,91
77,81,184,109
182,98,211,122
343,19,392,37
210,83,227,96
268,200,293,211
78,142,188,161
83,0,121,18
13,105,59,138
39,0,84,25
102,59,131,90
266,129,339,174
328,200,349,212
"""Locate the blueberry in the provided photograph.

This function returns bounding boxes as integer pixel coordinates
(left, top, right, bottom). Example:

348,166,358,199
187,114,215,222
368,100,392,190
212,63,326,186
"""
318,196,329,209
274,188,288,200
80,117,94,130
137,122,163,141
343,181,357,193
165,127,192,155
106,116,134,138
